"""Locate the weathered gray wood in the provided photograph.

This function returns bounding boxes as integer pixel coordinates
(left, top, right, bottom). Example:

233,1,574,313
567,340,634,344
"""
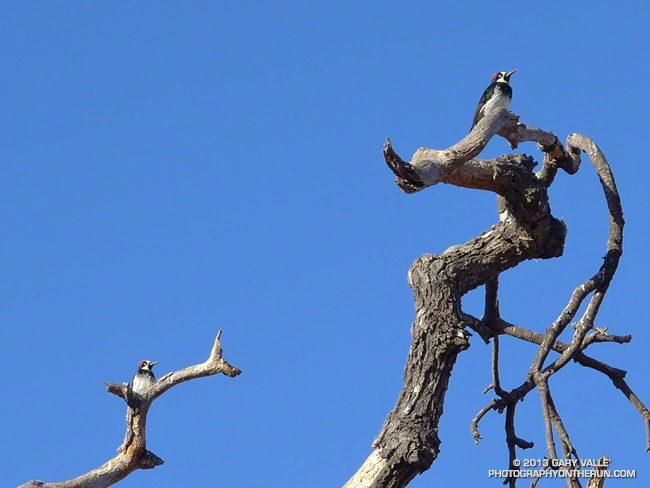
349,107,645,488
18,332,241,488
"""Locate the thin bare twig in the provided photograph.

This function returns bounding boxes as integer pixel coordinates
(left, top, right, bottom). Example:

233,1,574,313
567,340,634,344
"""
471,399,497,444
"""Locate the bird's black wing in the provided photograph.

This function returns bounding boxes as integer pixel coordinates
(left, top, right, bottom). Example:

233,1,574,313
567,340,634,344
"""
470,82,497,131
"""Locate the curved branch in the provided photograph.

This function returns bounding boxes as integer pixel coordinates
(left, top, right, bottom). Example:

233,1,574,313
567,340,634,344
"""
529,134,623,380
487,316,650,452
385,108,582,194
147,331,241,402
357,103,643,488
471,399,497,444
497,120,582,182
348,110,567,488
469,133,632,487
384,108,519,192
505,402,534,488
18,331,241,488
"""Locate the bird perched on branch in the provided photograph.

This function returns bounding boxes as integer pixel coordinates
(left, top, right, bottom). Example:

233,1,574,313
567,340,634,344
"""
132,360,158,393
470,70,517,131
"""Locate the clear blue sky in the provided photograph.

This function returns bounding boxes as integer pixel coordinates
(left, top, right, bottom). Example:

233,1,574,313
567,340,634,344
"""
3,2,649,487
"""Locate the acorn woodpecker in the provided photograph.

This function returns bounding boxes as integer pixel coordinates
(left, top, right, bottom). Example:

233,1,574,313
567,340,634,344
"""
470,70,517,131
132,360,158,393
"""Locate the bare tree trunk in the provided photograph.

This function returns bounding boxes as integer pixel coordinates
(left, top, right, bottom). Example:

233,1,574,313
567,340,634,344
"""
345,109,647,488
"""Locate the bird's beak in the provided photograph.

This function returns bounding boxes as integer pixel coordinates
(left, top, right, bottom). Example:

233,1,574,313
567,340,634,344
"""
150,361,159,367
505,69,517,81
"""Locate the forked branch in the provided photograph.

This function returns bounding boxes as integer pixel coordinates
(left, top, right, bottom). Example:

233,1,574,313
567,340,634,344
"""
18,331,241,488
347,105,646,488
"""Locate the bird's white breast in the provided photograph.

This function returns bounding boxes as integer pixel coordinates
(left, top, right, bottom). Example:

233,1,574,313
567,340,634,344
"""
481,92,511,118
133,374,154,393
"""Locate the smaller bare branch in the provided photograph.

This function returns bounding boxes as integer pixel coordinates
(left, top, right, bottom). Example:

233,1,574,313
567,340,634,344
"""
465,312,494,344
537,378,558,462
19,331,241,488
530,219,622,379
547,394,576,459
495,120,581,179
491,336,506,397
546,390,582,488
567,134,624,252
504,402,534,488
477,337,535,488
147,331,241,402
485,317,650,451
212,329,224,359
528,276,599,377
384,108,527,194
611,377,650,452
487,318,627,379
540,314,595,380
104,382,143,410
471,399,497,444
582,331,631,347
383,138,425,193
525,133,623,402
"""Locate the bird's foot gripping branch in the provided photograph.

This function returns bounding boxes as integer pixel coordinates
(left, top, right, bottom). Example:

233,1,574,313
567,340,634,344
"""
19,331,241,488
345,107,648,488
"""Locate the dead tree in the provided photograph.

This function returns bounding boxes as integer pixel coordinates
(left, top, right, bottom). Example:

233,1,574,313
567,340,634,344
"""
16,108,647,488
344,107,649,488
18,331,241,488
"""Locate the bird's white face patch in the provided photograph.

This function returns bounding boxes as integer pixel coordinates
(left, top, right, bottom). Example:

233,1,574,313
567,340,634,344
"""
496,71,509,83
